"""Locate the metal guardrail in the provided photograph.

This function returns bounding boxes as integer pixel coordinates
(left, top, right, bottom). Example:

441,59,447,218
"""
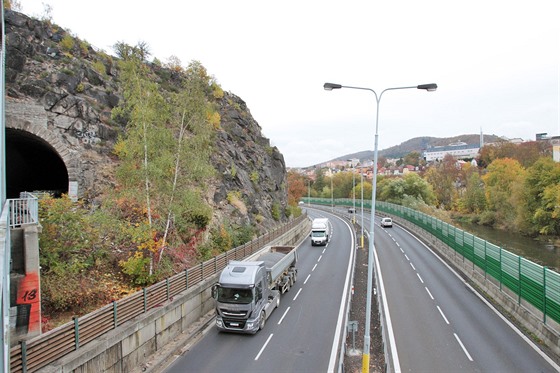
304,197,560,326
9,213,307,373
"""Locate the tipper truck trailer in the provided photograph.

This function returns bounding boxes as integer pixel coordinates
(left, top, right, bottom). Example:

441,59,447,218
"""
310,217,330,246
213,245,298,334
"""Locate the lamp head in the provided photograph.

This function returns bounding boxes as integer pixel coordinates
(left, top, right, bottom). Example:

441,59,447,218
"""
417,83,438,92
324,82,342,91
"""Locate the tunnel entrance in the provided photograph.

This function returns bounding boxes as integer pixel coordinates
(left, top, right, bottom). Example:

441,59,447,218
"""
6,128,69,198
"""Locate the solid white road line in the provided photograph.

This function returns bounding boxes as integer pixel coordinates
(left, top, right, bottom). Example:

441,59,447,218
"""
327,217,355,373
374,246,402,373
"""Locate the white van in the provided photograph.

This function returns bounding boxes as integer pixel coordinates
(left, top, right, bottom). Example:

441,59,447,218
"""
311,218,330,246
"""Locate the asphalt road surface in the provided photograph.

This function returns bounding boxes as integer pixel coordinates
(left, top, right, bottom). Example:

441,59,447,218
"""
164,210,355,372
371,213,559,372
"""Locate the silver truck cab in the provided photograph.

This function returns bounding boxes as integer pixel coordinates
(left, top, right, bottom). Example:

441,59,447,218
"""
214,261,276,334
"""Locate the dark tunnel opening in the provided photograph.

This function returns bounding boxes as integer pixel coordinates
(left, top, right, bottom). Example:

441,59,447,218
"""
6,128,69,198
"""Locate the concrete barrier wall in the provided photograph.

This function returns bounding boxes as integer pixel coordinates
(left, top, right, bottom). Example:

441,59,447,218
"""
383,213,560,358
39,217,311,373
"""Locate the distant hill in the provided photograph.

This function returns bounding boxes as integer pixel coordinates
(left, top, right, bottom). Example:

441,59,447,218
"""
330,133,503,164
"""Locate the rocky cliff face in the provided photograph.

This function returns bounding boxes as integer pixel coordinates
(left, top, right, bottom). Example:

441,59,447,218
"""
3,9,288,231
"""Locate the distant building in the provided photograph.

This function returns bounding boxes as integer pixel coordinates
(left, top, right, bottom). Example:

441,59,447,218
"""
423,141,480,162
534,133,559,163
552,137,560,163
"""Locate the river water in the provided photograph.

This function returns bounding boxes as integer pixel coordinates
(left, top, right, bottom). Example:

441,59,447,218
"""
453,221,560,272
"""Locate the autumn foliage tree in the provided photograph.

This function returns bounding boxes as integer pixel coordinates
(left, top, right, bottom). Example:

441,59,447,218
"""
110,46,216,282
287,170,307,205
516,157,560,235
482,158,526,229
424,154,460,209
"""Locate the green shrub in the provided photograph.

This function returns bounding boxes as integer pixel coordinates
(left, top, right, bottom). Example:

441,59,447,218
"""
250,171,259,184
79,40,90,56
271,202,281,221
478,211,496,226
60,34,75,52
93,60,106,75
119,252,155,286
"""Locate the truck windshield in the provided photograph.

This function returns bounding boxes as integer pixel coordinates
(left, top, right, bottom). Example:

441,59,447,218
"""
217,287,253,304
311,231,326,237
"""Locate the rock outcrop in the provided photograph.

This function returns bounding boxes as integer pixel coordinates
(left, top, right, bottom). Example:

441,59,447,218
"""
3,9,288,231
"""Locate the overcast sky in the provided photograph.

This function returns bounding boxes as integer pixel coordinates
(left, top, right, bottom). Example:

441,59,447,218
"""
16,0,560,167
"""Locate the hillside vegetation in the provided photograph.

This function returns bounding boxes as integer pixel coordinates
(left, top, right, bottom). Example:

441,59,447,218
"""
290,140,560,243
4,7,293,328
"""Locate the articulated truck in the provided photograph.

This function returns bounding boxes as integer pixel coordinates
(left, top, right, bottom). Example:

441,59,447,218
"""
213,245,298,334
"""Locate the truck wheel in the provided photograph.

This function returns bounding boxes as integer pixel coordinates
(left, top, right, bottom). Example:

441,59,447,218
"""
259,311,266,330
276,295,280,308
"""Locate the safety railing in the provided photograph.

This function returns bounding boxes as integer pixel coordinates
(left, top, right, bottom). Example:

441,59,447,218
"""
1,200,12,373
9,213,307,373
9,193,38,228
3,193,39,373
304,197,560,326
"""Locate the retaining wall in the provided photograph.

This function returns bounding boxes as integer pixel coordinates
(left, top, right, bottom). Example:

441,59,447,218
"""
38,218,311,373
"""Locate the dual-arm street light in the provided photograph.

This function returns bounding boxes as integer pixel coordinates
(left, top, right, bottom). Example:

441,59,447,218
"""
324,81,437,372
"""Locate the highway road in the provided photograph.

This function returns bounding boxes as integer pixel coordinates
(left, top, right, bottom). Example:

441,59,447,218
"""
369,212,560,372
164,209,355,372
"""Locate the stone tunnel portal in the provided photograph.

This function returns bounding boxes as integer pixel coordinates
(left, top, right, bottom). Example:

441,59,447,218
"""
6,128,69,198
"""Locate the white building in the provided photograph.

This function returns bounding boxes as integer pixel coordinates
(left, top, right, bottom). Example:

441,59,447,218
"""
423,141,480,162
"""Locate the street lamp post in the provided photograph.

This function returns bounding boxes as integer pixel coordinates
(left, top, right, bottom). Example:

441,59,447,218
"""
361,173,365,249
324,81,437,372
331,175,334,212
347,159,356,224
307,179,310,206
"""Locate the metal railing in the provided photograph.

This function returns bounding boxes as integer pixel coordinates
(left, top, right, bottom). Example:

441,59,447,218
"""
1,200,12,373
304,197,560,326
9,213,307,373
3,193,40,373
9,193,39,228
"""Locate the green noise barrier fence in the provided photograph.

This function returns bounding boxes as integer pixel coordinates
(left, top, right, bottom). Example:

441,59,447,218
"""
303,197,560,325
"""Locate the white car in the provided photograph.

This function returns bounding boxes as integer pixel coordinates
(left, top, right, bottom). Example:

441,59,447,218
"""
381,217,393,228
